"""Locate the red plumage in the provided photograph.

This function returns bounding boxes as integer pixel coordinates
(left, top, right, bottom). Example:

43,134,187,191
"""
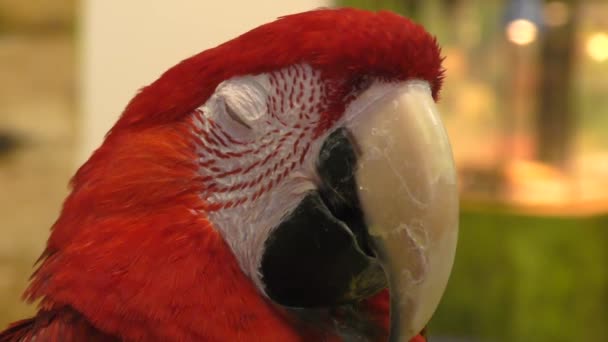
0,308,117,342
2,7,441,341
114,7,443,131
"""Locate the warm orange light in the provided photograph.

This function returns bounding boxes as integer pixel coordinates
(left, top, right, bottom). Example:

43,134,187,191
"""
586,33,608,62
506,19,538,46
544,1,569,27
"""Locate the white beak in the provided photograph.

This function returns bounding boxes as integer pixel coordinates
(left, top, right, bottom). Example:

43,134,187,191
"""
345,80,459,341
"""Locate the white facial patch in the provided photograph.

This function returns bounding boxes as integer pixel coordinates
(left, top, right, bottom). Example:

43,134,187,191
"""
190,64,330,293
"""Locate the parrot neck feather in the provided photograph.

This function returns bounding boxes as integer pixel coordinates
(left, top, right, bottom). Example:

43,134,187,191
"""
24,125,325,340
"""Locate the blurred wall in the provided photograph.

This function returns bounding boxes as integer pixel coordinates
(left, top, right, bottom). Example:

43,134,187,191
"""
80,0,328,163
0,0,76,327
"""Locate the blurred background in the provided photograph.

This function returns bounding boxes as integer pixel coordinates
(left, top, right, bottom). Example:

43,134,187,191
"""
0,0,606,341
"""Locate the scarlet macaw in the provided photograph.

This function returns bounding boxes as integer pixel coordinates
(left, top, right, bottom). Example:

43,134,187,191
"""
1,8,458,342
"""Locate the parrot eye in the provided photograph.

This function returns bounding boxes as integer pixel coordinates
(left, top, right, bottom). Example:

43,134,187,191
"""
224,101,252,129
211,75,270,134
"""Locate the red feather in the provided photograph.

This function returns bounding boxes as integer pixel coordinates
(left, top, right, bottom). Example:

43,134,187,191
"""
6,8,441,341
0,307,117,341
112,7,443,132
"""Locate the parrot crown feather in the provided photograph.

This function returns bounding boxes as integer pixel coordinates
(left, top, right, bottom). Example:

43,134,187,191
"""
112,7,444,133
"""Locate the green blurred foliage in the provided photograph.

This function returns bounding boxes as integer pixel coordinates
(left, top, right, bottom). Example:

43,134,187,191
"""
431,209,608,341
338,0,409,16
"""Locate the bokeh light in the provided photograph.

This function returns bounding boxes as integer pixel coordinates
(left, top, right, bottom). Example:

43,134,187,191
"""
506,19,538,45
586,32,608,62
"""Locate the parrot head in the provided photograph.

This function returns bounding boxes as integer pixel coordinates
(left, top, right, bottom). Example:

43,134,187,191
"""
23,7,458,342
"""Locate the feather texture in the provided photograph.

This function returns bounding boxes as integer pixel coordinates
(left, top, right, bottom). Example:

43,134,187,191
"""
0,307,117,342
3,8,441,341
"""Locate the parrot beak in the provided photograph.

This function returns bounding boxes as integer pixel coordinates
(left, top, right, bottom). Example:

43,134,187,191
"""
346,80,459,341
260,80,457,341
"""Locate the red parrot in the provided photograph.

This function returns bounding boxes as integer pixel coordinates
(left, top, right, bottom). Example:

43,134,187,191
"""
1,7,458,342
